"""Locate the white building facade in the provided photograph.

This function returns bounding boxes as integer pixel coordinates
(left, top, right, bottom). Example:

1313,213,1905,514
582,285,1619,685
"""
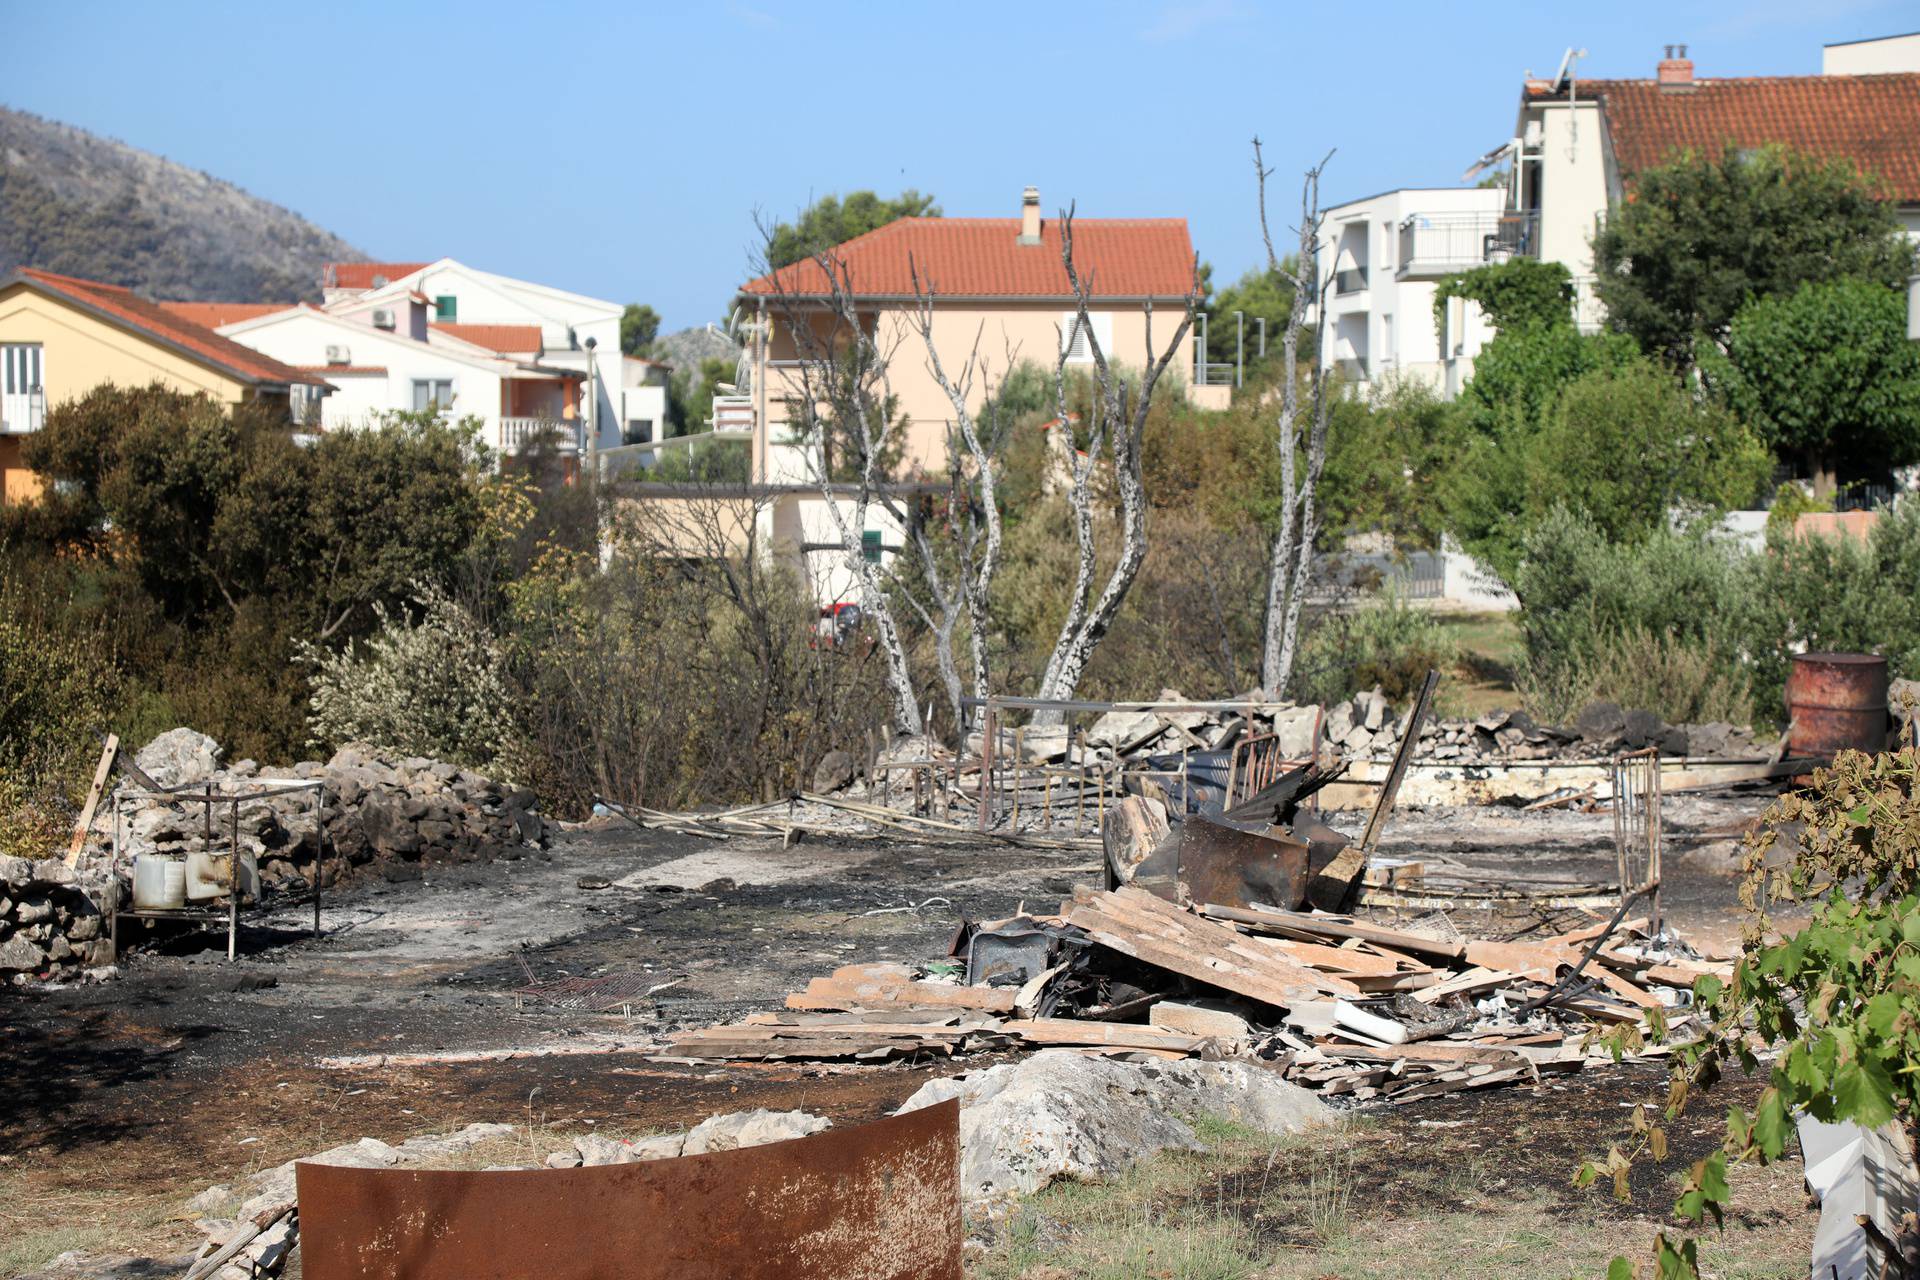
1316,186,1506,397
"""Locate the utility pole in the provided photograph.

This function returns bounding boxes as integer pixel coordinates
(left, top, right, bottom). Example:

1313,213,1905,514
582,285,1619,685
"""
583,336,599,482
1234,310,1244,388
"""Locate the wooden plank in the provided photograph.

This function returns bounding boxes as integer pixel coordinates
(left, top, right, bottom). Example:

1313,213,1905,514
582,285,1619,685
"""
1413,967,1518,1004
1251,937,1415,977
1149,1001,1252,1040
1462,939,1578,980
64,733,118,869
1066,888,1359,1003
784,963,1019,1014
1199,903,1468,961
1012,1019,1207,1052
1315,1041,1529,1067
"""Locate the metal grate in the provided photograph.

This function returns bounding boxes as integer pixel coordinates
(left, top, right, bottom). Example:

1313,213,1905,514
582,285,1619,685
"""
511,953,664,1013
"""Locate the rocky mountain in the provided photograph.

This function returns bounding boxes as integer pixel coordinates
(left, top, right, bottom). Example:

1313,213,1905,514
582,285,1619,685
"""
650,323,739,376
0,107,364,302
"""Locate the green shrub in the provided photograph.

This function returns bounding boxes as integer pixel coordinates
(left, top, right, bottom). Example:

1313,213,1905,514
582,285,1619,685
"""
1293,589,1458,707
0,575,118,856
1510,507,1758,725
302,583,525,774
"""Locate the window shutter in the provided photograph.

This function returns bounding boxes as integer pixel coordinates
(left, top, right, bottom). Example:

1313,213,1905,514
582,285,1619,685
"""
1061,312,1090,363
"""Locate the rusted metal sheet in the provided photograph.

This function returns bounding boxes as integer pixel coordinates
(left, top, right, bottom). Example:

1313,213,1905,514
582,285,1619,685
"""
1787,652,1888,758
297,1099,961,1280
1176,813,1309,911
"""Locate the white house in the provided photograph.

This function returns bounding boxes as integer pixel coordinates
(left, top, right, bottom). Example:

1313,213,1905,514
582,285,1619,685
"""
181,295,585,456
1315,186,1506,396
320,258,627,454
1494,38,1920,322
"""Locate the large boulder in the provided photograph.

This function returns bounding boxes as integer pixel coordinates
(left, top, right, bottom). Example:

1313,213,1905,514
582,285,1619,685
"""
896,1050,1333,1203
135,729,222,789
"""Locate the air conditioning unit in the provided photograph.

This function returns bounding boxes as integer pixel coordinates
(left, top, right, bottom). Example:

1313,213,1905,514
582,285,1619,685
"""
371,308,396,330
324,345,350,365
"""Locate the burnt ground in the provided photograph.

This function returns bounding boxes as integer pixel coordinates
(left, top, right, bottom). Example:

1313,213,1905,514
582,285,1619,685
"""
0,790,1810,1273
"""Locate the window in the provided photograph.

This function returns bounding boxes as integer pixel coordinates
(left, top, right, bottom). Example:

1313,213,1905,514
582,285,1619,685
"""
624,418,654,445
1060,311,1114,364
2,344,44,433
411,379,454,412
861,529,883,564
290,384,325,428
433,295,457,323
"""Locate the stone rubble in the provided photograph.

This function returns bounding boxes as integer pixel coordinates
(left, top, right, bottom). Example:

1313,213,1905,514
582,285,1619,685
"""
896,1049,1334,1205
0,728,550,981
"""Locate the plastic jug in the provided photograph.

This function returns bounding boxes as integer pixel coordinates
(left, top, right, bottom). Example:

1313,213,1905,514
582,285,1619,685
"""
132,856,187,909
186,851,259,903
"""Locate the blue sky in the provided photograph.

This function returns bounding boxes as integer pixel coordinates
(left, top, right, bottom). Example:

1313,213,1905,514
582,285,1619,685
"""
2,0,1913,328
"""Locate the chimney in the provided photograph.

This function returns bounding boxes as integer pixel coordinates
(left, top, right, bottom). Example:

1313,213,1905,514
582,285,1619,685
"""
1657,43,1694,90
1018,186,1042,245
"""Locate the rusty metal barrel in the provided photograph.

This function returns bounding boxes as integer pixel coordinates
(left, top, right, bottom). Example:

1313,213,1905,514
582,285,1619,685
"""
1786,652,1888,757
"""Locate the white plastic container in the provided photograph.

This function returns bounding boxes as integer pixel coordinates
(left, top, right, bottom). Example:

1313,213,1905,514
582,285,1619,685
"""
186,851,259,903
132,856,187,910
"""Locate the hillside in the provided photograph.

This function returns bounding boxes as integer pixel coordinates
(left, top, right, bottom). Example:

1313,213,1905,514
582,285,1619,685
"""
0,107,363,302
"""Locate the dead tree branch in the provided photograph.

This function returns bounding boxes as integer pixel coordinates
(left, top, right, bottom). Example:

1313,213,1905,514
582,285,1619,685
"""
1254,140,1336,696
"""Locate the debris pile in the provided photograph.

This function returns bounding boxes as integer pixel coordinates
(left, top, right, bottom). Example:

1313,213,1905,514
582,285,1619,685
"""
1050,691,1761,769
114,730,551,891
0,854,115,980
664,884,1727,1106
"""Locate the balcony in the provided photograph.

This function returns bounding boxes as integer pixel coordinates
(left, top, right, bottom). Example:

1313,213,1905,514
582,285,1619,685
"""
1333,267,1369,296
1396,212,1539,279
498,416,579,454
709,395,754,435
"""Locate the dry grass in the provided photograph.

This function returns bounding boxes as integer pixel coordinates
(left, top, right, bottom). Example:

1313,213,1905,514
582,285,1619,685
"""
968,1115,1813,1280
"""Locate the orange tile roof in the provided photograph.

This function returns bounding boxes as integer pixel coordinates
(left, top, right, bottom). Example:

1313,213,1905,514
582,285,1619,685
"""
431,323,543,354
740,217,1197,300
1537,72,1920,202
158,301,289,329
9,269,329,387
325,261,432,290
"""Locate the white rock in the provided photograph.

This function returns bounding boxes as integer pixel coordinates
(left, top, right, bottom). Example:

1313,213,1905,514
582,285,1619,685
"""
544,1151,582,1169
136,728,222,789
896,1049,1332,1202
681,1109,829,1155
1085,709,1163,753
1271,706,1320,758
573,1132,635,1166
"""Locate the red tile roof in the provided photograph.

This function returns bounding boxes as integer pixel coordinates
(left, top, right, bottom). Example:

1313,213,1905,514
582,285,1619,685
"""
158,301,289,329
740,217,1197,300
432,323,543,354
1537,73,1920,202
324,261,432,291
9,269,329,387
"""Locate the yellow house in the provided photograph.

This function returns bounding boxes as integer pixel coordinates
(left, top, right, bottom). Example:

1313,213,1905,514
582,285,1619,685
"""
0,268,329,505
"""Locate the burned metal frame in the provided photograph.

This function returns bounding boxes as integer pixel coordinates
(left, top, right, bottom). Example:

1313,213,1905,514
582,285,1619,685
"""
113,780,327,962
1610,746,1663,933
965,695,1313,833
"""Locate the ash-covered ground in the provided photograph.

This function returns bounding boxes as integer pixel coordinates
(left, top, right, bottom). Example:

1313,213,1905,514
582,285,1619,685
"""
0,790,1784,1268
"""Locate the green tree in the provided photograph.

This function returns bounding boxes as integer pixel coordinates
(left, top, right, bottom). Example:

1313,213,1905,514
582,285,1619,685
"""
765,190,940,269
1527,358,1771,546
1321,377,1463,551
1719,277,1920,488
1433,258,1574,334
1199,261,1302,378
620,303,661,356
1592,144,1917,369
667,355,737,434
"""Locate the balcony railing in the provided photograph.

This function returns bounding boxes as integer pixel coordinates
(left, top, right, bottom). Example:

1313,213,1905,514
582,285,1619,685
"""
709,395,754,435
1333,267,1369,295
498,416,579,453
0,389,46,435
1396,212,1540,278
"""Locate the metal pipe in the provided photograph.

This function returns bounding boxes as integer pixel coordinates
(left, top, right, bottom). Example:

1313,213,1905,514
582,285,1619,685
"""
1234,310,1244,388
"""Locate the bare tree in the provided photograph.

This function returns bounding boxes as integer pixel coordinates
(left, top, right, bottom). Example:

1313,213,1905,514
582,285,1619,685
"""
757,228,925,738
902,265,1015,734
1031,205,1199,722
1254,139,1336,696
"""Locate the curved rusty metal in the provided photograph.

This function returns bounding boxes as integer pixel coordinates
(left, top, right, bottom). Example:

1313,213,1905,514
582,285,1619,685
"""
296,1100,961,1280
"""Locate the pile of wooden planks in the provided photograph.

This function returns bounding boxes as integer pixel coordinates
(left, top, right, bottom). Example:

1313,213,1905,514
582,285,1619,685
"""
660,887,1731,1102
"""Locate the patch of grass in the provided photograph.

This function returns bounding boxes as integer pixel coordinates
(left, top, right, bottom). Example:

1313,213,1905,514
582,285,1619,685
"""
1433,611,1523,719
968,1115,1812,1280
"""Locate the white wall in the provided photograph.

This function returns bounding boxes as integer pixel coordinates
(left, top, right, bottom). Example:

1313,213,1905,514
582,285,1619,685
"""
1317,187,1504,396
219,309,508,437
1527,99,1610,280
1823,33,1920,75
